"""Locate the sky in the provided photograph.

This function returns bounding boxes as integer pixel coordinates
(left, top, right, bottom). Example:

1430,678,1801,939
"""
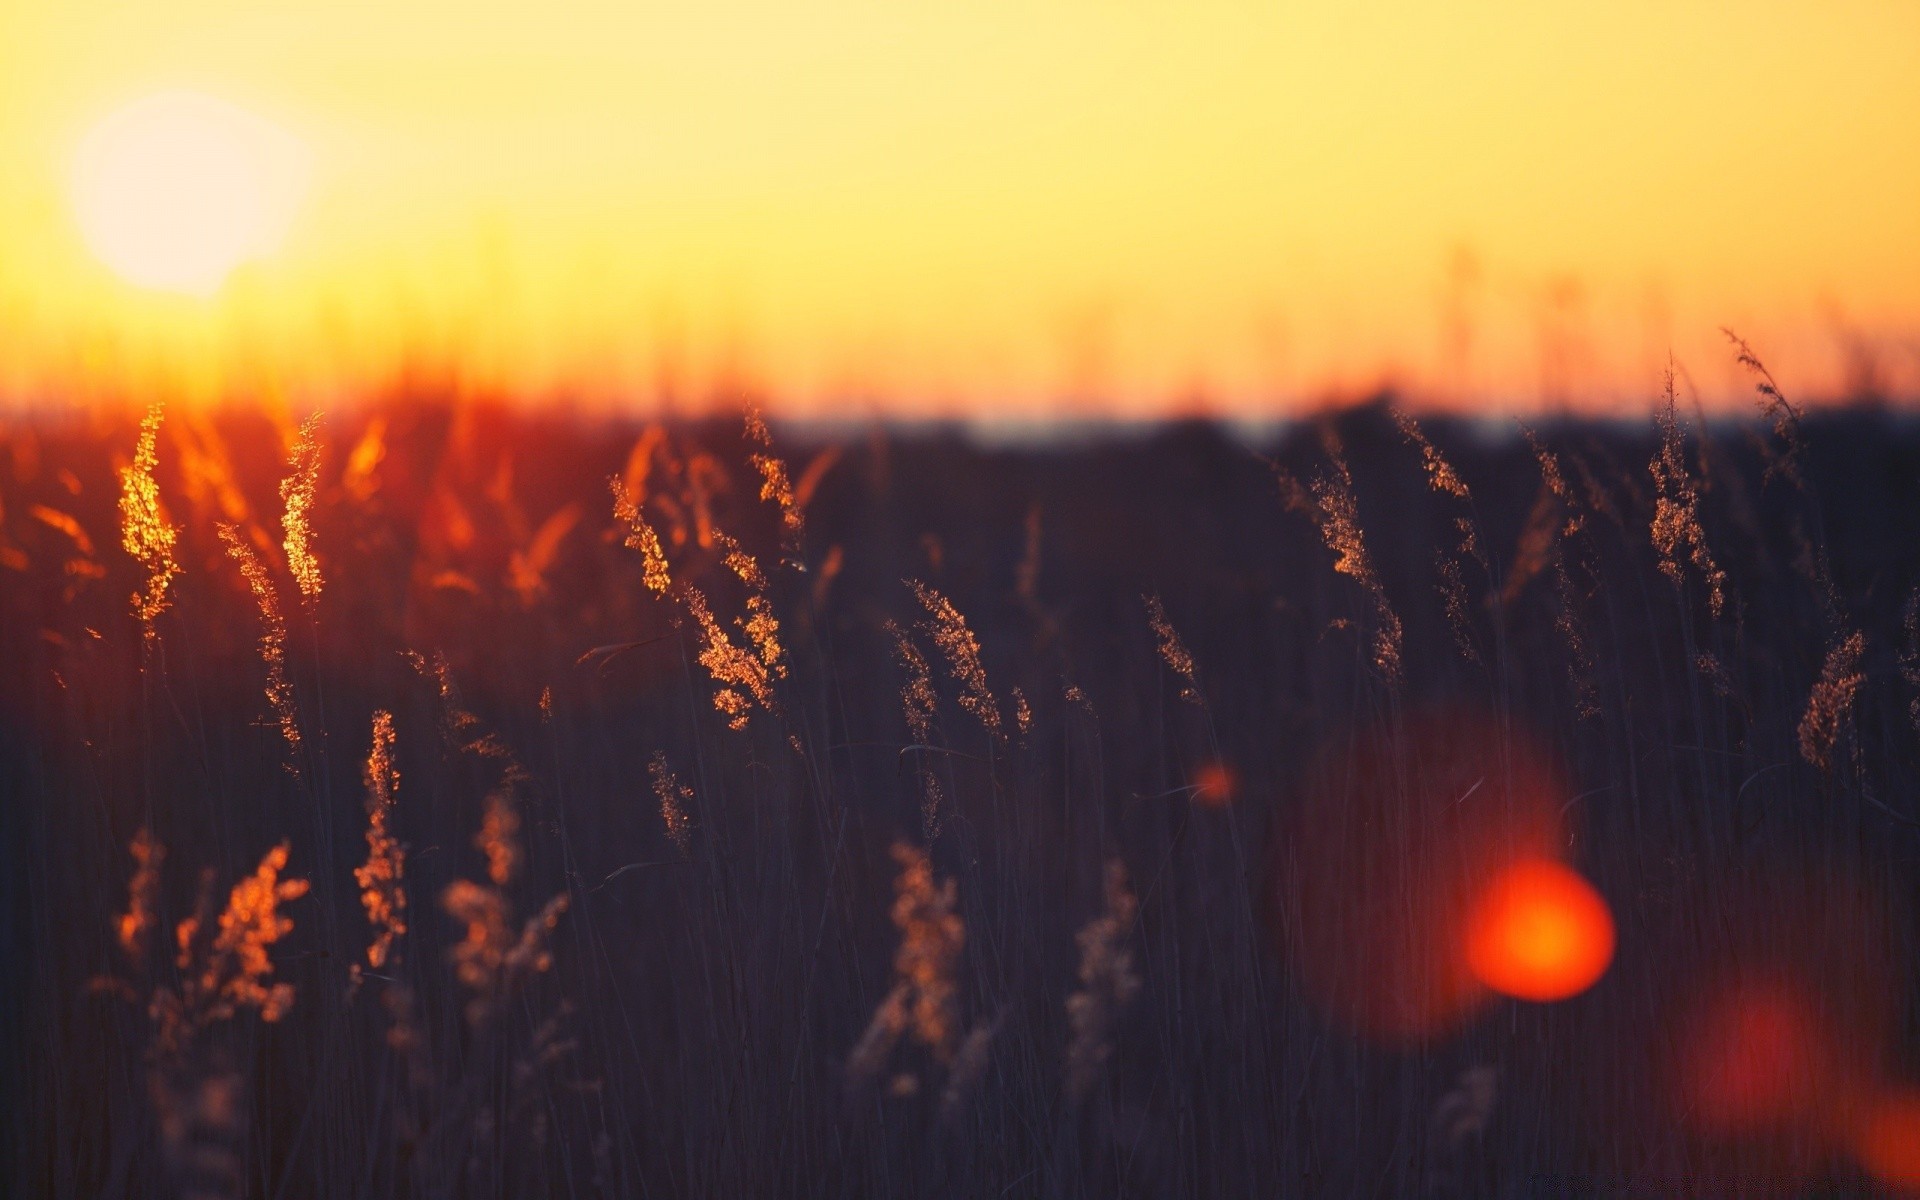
1,1,1917,418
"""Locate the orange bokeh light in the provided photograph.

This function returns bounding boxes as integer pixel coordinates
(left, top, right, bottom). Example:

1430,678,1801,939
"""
1464,857,1614,1002
1283,712,1571,1041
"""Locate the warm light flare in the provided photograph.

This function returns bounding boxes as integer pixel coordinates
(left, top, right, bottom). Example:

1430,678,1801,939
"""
1464,857,1614,1002
70,91,307,296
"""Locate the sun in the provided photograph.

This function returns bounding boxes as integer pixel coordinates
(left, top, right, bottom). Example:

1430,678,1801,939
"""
71,90,308,297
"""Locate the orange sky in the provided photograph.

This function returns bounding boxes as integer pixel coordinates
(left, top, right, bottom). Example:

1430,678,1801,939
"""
1,1,1917,418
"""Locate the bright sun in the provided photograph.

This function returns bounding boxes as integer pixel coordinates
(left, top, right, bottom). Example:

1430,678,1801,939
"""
71,90,308,297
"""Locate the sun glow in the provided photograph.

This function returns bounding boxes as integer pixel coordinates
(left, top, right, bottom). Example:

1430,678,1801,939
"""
1,2,1917,411
71,91,307,296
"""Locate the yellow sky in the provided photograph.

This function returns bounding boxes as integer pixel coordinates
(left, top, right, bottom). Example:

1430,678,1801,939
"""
2,1,1917,417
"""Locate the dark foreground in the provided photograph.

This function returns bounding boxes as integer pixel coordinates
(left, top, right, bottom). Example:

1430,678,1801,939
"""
3,394,1920,1197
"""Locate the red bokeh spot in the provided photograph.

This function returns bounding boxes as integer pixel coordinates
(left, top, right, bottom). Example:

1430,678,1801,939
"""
1464,857,1614,1002
1683,980,1835,1133
1191,762,1237,809
1856,1089,1920,1193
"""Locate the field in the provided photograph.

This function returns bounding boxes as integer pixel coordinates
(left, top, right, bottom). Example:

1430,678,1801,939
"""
4,376,1920,1196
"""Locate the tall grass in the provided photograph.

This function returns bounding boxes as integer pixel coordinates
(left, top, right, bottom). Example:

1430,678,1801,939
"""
2,356,1919,1195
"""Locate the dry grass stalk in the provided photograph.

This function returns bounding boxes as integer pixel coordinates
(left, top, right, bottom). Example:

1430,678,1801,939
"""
441,767,568,1027
1426,1065,1499,1195
885,620,946,837
1650,369,1727,619
849,843,966,1091
1065,859,1140,1102
1520,425,1584,537
846,983,911,1091
443,883,570,1029
1279,428,1404,683
31,504,96,558
148,1063,245,1200
1392,409,1472,502
509,503,582,607
355,711,407,969
1799,631,1865,772
684,586,778,730
477,776,525,887
610,477,671,594
1513,425,1600,713
1011,686,1033,739
280,414,324,602
1554,560,1600,718
174,411,252,527
648,751,696,857
886,620,938,745
217,523,301,758
938,1011,1003,1126
151,843,309,1061
811,542,844,609
1436,554,1480,665
117,828,165,970
716,530,787,676
1695,651,1737,703
683,451,725,550
403,649,490,752
1500,428,1577,606
793,445,842,512
892,843,965,1059
1395,411,1486,661
1144,594,1203,705
1723,328,1804,489
621,425,665,506
848,845,967,1095
743,402,804,554
118,400,181,641
908,580,1002,738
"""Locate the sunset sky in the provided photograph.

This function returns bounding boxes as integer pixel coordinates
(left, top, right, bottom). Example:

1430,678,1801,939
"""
1,1,1916,417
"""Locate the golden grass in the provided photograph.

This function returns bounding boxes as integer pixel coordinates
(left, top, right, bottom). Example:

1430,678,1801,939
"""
151,842,310,1060
115,827,164,971
279,414,324,602
217,522,301,758
743,401,805,555
117,400,180,641
849,843,967,1089
908,580,1002,738
1724,328,1805,489
1799,631,1865,773
1650,367,1727,619
683,585,779,730
609,476,671,595
1276,426,1404,683
354,711,407,970
1144,594,1203,705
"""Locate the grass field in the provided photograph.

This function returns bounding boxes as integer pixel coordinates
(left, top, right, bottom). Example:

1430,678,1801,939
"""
4,372,1920,1196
